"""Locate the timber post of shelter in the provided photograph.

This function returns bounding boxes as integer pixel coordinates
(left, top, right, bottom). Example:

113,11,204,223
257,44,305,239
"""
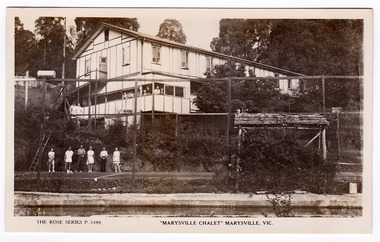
332,107,343,160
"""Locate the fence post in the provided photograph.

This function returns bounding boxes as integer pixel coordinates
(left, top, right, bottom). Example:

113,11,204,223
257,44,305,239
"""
322,75,326,116
226,77,235,187
37,77,46,182
94,81,97,129
132,78,138,179
226,77,232,151
24,71,29,110
322,128,327,160
321,76,327,160
88,83,91,128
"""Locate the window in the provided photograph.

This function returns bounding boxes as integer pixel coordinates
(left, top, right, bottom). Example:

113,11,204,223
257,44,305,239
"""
288,79,292,89
181,50,189,69
274,73,279,88
85,58,91,75
165,85,174,96
99,57,107,79
153,83,164,95
104,29,109,41
152,45,161,64
142,84,152,96
122,43,130,65
248,66,256,77
206,57,213,72
175,86,184,97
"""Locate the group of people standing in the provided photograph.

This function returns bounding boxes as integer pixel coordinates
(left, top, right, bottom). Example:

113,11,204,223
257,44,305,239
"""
47,146,122,174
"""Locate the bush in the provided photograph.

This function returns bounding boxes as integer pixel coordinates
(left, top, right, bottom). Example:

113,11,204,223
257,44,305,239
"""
237,129,336,193
177,121,227,171
139,115,178,171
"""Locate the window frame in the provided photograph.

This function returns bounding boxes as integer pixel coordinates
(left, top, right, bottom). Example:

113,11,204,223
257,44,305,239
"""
152,45,161,64
174,86,184,97
99,56,107,78
122,43,130,66
85,58,91,76
165,85,174,96
181,50,189,69
206,56,213,72
288,79,292,90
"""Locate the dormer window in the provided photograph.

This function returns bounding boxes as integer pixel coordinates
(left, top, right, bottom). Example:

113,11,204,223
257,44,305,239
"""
152,45,161,64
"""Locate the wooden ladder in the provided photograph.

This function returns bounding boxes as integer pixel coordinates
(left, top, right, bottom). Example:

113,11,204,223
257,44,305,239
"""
28,132,52,172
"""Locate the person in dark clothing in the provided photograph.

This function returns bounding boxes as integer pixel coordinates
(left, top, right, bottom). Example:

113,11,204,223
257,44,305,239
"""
99,147,108,172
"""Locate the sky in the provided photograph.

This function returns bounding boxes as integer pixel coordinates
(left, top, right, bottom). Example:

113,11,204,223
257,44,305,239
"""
19,9,222,51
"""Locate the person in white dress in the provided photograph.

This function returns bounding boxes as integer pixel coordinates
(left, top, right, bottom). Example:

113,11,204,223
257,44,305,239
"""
64,146,74,174
87,146,95,172
113,147,121,172
47,148,55,172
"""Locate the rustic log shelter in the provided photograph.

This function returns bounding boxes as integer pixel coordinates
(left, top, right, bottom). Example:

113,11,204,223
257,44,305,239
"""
234,112,330,160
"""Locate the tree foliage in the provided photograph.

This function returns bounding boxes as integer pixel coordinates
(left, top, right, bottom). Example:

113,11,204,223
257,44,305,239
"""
15,17,76,78
238,129,337,193
210,19,363,111
210,19,271,61
258,19,363,76
139,116,178,171
212,19,363,76
15,17,36,75
193,61,290,113
156,19,187,44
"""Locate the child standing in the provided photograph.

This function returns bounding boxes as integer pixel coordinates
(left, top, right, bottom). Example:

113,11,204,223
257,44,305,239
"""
113,147,121,172
65,146,74,174
87,146,95,172
47,148,55,172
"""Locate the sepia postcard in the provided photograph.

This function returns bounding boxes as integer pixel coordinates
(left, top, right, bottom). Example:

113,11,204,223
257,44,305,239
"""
5,8,373,234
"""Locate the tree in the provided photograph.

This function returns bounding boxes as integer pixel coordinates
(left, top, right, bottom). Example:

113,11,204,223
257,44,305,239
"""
15,17,36,74
74,17,140,48
258,19,363,76
259,20,363,111
193,61,290,113
210,19,363,111
32,17,78,78
210,19,271,61
156,19,187,44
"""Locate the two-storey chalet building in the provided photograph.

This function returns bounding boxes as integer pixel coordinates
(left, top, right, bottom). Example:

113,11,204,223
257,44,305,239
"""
68,23,304,126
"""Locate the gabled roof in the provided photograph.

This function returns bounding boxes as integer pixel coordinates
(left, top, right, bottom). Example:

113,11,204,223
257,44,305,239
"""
72,23,305,77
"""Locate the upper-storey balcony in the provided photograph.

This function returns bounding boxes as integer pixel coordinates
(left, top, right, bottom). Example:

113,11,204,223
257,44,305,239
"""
70,82,191,120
